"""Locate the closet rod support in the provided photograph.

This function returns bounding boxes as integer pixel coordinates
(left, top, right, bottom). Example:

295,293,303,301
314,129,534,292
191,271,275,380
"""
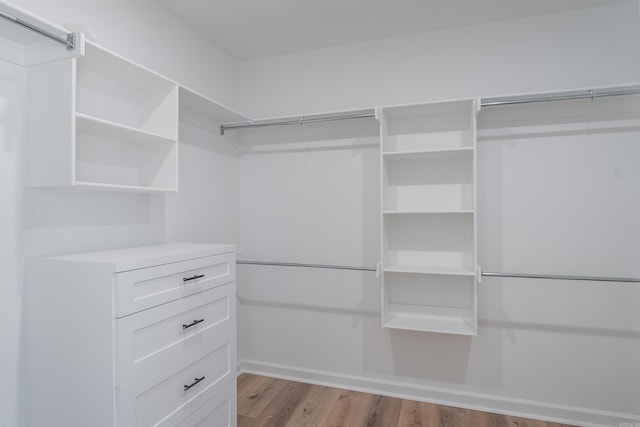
237,260,377,272
220,112,376,135
481,271,640,283
0,9,76,50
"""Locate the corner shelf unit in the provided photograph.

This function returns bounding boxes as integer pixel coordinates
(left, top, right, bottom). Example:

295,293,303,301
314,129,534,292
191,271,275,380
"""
26,41,179,192
379,99,479,335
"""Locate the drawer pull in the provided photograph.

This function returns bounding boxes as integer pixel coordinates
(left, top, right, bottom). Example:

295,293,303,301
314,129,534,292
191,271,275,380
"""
184,376,205,391
183,274,205,283
182,319,205,330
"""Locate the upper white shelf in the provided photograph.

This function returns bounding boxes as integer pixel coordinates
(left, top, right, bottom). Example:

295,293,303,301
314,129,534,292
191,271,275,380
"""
24,37,252,193
179,86,249,125
81,41,171,91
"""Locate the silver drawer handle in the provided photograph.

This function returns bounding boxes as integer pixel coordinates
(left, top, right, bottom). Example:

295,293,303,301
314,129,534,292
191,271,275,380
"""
183,274,204,283
184,376,205,391
182,319,205,330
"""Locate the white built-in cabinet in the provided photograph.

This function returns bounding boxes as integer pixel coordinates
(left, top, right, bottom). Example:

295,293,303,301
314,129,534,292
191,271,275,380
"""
24,41,247,193
26,42,179,192
378,100,479,335
25,243,238,427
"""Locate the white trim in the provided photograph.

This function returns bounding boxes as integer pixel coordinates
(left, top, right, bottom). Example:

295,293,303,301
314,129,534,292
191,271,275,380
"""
237,359,640,427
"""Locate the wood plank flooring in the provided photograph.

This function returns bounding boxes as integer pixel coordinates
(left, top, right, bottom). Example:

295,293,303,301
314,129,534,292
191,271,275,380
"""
237,374,576,427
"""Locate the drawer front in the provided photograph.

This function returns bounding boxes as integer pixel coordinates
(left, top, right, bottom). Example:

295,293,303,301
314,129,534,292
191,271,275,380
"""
116,283,235,385
177,383,237,427
115,252,235,317
118,340,235,427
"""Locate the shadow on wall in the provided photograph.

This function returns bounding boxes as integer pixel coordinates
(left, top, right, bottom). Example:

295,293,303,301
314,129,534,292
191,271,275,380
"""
21,188,164,258
388,330,473,384
23,189,152,228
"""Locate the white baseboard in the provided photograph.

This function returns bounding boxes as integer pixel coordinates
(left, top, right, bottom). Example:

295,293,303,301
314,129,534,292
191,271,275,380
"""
237,359,639,427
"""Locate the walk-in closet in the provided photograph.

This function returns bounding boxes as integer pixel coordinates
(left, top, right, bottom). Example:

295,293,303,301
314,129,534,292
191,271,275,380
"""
1,1,639,426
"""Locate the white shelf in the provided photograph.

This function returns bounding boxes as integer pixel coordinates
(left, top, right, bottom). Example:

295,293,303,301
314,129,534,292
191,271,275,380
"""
75,130,177,191
76,113,176,145
379,99,478,335
384,305,476,335
80,41,173,92
383,210,474,215
384,265,475,276
382,146,473,158
72,181,176,193
179,86,249,125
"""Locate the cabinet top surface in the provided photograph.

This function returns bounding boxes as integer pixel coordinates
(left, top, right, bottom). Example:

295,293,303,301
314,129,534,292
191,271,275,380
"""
43,243,236,272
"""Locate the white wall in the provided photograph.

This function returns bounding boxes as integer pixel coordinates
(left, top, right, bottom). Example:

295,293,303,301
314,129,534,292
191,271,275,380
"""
237,2,640,118
235,2,640,426
1,2,241,426
164,119,240,245
0,59,26,427
236,124,640,426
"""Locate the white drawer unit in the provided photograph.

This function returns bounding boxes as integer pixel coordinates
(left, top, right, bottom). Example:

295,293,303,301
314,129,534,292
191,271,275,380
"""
115,252,235,317
25,243,237,427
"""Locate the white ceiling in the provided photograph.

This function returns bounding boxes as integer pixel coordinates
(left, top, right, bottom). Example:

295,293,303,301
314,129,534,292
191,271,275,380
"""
158,0,631,60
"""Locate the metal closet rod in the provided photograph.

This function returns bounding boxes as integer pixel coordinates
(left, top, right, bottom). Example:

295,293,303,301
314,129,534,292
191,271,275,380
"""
481,271,640,284
480,88,640,107
220,112,376,135
220,88,640,134
237,260,640,283
0,9,76,50
236,260,376,272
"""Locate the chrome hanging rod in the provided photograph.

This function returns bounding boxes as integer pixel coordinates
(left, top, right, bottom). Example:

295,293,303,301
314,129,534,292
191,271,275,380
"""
237,260,640,283
220,88,640,135
237,260,376,272
0,9,76,50
481,271,640,283
220,112,376,135
480,88,640,107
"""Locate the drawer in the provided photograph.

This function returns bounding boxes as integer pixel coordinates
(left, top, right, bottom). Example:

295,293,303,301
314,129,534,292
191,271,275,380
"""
177,383,237,427
118,340,235,427
115,252,235,317
116,283,235,385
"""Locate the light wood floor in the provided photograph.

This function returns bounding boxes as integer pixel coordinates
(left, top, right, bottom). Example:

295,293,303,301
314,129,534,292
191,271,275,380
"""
237,374,576,427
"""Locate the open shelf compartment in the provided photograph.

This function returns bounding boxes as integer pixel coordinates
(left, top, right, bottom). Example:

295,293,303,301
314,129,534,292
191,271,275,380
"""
383,150,474,212
76,42,178,139
75,115,177,191
383,212,475,272
382,272,476,335
381,99,476,153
